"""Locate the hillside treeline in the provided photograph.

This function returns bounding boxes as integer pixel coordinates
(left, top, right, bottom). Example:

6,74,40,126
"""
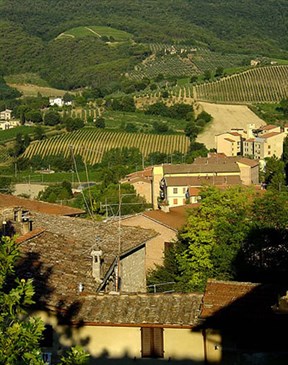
0,0,288,89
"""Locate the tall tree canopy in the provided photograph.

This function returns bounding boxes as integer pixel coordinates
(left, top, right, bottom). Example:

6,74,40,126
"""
148,187,288,292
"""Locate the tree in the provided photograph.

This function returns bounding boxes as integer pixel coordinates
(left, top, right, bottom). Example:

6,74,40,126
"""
25,110,42,123
215,66,224,77
148,186,254,292
0,236,90,364
44,110,61,126
64,117,84,132
34,126,46,141
203,70,212,80
0,236,45,365
95,117,105,129
264,156,286,191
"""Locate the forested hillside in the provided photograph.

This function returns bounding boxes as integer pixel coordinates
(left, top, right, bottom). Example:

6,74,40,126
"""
0,0,287,90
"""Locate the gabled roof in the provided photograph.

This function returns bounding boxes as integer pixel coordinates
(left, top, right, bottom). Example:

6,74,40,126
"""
16,212,157,306
260,124,278,131
201,279,277,320
143,204,198,230
70,292,202,327
260,132,283,139
165,175,242,187
163,163,240,175
236,157,259,167
0,194,85,216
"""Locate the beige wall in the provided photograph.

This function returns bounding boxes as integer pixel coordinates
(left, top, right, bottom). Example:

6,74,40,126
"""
121,215,176,271
165,328,204,360
131,180,152,204
237,163,259,185
35,311,218,363
216,133,241,157
152,166,164,209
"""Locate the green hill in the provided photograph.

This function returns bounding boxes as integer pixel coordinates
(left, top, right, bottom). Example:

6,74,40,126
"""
0,0,287,90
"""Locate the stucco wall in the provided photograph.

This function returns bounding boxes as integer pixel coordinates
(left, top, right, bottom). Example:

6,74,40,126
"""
121,215,177,271
34,311,211,363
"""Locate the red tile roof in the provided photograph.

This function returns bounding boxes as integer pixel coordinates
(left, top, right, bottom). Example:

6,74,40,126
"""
165,175,242,187
201,279,276,319
260,124,278,131
143,204,199,230
0,194,85,216
236,158,259,167
259,132,282,139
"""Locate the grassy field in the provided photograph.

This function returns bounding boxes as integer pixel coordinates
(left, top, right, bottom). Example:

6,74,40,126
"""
0,126,37,143
6,83,70,97
57,25,132,42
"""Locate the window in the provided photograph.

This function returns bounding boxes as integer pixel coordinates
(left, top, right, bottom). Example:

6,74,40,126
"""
182,187,186,194
173,188,178,194
173,198,178,205
141,327,164,358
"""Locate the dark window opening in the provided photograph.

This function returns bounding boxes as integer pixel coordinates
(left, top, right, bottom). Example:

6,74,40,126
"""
40,325,53,348
141,327,163,358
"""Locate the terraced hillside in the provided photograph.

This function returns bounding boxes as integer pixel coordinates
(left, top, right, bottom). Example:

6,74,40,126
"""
195,65,288,104
23,129,190,165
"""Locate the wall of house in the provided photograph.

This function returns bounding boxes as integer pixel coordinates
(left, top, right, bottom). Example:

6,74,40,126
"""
152,166,164,209
34,311,211,363
121,246,146,292
167,186,187,207
164,328,204,360
132,180,152,204
121,215,176,271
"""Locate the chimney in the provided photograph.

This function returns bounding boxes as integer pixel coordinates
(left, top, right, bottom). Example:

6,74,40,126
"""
21,219,33,235
91,250,102,282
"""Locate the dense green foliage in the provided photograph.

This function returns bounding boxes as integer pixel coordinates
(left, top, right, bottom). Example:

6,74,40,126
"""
0,236,45,365
0,0,288,89
148,187,288,292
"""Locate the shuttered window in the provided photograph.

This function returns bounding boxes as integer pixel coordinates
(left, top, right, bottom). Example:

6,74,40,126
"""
141,327,164,358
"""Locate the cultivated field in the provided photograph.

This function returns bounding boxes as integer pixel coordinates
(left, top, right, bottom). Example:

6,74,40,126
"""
196,102,265,149
23,129,190,164
195,65,288,103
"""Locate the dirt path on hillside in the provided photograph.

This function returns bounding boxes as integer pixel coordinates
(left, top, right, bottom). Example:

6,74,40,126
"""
196,102,265,149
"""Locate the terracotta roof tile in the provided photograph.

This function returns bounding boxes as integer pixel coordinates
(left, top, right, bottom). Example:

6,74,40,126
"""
165,175,242,187
143,204,198,230
237,158,259,167
201,279,276,320
260,124,278,130
260,132,283,139
16,213,157,306
0,194,85,216
72,292,203,326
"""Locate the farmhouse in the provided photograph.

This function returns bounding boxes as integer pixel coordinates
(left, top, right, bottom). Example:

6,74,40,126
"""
49,97,72,107
0,108,12,120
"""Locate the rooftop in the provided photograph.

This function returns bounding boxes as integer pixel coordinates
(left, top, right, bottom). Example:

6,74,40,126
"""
70,292,202,327
16,212,157,306
164,175,242,187
0,194,85,216
143,204,198,230
163,162,240,175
